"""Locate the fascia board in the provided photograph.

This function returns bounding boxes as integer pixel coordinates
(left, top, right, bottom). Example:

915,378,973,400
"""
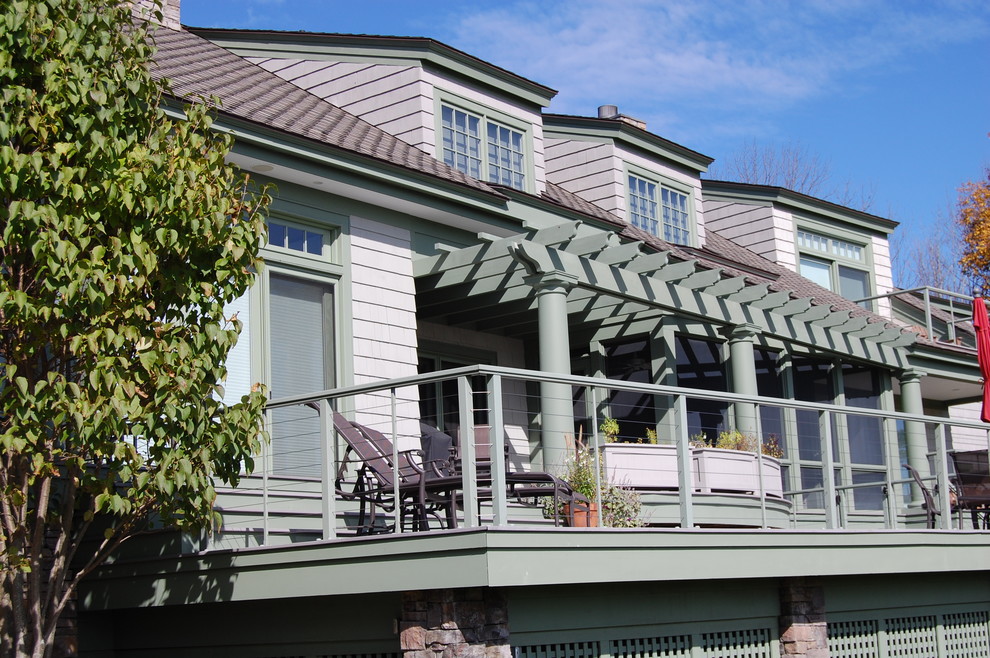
702,182,899,235
159,101,515,219
188,29,556,108
79,528,990,609
542,117,714,173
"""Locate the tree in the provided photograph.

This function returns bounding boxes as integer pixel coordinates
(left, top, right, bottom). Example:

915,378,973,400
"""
707,139,876,212
892,202,974,294
0,1,270,656
958,167,990,295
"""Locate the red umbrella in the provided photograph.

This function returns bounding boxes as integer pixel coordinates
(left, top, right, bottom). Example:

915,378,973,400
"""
973,297,990,422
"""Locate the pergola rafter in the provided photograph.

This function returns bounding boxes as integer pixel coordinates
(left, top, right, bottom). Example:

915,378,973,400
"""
414,223,912,365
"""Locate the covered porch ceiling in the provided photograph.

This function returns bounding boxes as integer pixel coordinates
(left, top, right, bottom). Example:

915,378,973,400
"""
414,222,914,368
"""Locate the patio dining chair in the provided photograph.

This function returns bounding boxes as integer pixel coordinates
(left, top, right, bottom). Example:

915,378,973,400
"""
948,450,990,529
904,464,954,529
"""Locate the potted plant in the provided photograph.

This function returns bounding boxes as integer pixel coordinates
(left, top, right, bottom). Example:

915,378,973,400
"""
692,430,784,497
548,438,644,527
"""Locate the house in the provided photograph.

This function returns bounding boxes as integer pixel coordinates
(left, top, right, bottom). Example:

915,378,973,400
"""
78,3,990,656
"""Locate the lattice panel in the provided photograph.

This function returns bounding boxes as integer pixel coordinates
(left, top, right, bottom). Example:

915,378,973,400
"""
943,611,990,658
828,619,879,658
517,641,602,658
700,628,772,658
609,634,691,658
885,615,938,657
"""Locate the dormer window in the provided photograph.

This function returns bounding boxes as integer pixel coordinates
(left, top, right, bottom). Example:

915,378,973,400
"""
440,103,526,190
628,172,691,244
797,229,872,309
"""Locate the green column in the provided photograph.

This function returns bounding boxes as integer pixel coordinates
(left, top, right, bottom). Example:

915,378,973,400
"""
721,323,761,436
526,271,577,470
900,368,929,506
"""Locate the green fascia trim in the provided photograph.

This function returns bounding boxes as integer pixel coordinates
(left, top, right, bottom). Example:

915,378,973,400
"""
161,100,511,210
79,527,990,611
188,28,556,108
542,114,714,173
499,188,625,232
906,343,983,384
701,180,899,235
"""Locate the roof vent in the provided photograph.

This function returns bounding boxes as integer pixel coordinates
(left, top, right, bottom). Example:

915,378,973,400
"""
598,105,619,119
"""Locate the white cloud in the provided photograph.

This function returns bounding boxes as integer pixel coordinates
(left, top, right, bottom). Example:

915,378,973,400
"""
444,0,989,142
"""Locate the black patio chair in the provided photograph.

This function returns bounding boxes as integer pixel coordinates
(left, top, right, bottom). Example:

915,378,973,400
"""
904,463,954,529
948,450,990,529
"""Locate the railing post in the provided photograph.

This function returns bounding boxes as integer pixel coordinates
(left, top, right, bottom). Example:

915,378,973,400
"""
589,386,603,520
675,394,694,529
755,409,768,530
458,376,479,527
390,388,400,533
924,287,934,340
262,408,272,546
319,398,337,540
820,410,838,529
934,423,953,530
488,374,507,527
881,416,899,530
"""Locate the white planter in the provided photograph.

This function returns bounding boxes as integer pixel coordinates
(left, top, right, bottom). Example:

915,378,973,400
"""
692,448,783,498
600,443,685,490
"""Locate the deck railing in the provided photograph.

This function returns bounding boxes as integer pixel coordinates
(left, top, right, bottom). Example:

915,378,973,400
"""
222,366,990,546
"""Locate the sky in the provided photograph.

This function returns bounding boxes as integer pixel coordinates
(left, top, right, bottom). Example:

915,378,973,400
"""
181,0,989,272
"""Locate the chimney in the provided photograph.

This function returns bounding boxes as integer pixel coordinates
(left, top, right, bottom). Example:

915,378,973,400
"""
598,105,619,119
597,104,646,131
131,0,181,30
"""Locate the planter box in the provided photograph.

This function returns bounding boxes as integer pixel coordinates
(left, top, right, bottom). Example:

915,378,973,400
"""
692,448,783,498
600,443,685,490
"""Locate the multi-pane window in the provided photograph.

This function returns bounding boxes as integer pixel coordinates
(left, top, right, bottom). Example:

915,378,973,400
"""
797,229,871,309
441,105,525,190
269,219,323,256
627,174,691,244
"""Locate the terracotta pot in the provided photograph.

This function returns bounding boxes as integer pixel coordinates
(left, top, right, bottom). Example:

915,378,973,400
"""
564,502,599,527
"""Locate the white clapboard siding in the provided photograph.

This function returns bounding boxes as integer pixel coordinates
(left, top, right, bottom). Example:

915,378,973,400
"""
221,292,253,405
349,217,421,449
545,139,624,215
248,58,434,154
871,235,894,319
704,200,792,266
948,402,990,451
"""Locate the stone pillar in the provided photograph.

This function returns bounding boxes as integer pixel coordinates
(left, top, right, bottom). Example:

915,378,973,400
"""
779,578,829,658
721,323,761,436
899,368,929,506
526,271,577,469
399,588,511,658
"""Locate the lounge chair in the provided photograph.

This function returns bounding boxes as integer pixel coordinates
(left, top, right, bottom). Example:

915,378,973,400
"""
334,412,585,530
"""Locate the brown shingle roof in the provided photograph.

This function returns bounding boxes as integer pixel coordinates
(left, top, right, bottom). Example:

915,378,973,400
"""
148,27,503,198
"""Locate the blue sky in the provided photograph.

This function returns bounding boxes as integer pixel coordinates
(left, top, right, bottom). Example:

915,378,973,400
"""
181,0,989,262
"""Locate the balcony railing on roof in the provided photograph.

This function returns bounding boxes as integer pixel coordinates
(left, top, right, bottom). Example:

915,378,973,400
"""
859,286,983,345
214,366,990,548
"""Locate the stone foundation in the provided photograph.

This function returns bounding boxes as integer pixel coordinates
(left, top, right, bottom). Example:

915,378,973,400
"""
779,578,829,658
399,588,511,658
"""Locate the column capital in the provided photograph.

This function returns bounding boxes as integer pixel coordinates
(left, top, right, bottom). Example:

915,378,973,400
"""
720,323,762,343
524,270,578,295
899,368,927,385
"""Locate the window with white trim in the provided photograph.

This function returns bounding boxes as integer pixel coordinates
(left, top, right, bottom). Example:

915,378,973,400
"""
440,104,526,190
797,229,872,309
627,174,691,244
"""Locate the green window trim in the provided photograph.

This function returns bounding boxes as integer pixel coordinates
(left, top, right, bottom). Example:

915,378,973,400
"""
435,92,533,192
626,166,695,246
